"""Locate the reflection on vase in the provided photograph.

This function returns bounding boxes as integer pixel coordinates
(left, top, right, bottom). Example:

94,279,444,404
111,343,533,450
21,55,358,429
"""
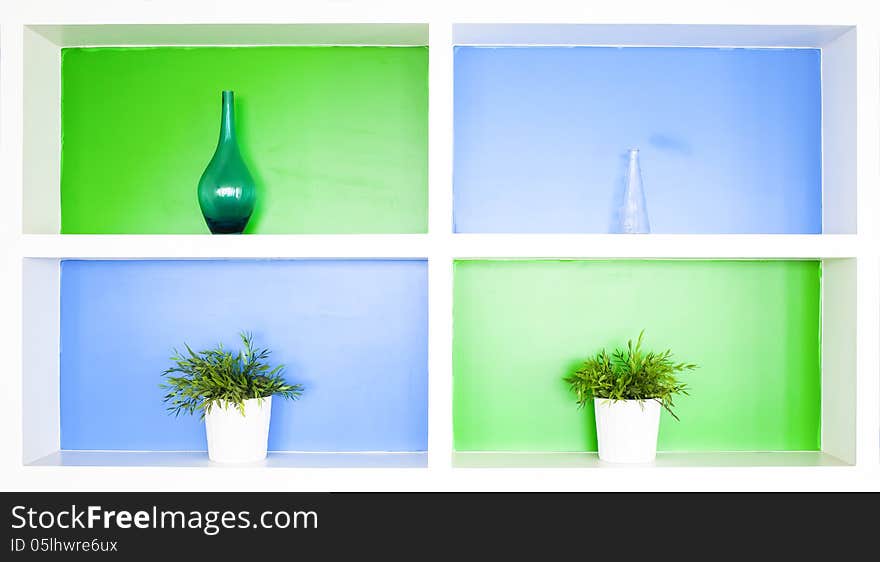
617,148,650,234
198,90,256,234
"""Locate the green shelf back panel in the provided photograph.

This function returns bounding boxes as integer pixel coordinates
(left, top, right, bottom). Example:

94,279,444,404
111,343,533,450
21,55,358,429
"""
61,46,428,234
453,260,822,452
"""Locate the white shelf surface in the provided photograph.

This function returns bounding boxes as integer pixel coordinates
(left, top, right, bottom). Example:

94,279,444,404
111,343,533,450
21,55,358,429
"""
447,235,860,259
453,451,850,468
19,234,861,259
20,234,432,259
29,451,428,469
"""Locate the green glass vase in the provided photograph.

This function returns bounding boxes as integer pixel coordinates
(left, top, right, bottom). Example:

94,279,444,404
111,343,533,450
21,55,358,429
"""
198,90,256,234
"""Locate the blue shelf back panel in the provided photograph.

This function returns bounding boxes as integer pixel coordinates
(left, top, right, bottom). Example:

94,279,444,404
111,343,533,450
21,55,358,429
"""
453,46,822,233
60,259,428,452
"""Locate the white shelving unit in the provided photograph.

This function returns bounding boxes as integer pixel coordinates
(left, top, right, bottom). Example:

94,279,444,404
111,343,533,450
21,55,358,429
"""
2,0,879,491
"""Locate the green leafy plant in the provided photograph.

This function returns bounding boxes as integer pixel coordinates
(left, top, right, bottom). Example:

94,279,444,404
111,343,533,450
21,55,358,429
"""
564,331,696,420
161,332,303,418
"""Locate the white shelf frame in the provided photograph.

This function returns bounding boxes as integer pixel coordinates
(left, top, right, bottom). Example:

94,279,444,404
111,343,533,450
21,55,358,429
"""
1,3,879,491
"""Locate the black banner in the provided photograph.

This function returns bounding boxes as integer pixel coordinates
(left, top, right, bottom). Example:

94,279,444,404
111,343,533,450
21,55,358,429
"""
0,492,872,558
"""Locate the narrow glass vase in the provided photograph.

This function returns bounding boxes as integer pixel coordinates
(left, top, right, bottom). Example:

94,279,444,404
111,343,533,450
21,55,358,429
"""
618,148,650,234
198,91,256,234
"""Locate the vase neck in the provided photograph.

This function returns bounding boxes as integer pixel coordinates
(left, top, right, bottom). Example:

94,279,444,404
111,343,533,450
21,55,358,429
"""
627,148,640,169
219,91,236,143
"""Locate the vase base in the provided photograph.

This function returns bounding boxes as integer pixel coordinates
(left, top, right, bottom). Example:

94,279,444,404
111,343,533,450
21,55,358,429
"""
205,217,250,235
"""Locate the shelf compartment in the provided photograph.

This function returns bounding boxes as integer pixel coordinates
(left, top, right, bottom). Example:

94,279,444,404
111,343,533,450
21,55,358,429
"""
23,258,428,465
452,24,855,235
452,258,855,466
24,24,428,235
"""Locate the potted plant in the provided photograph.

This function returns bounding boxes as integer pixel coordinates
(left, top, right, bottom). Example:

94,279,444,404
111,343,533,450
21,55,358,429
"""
564,331,696,464
161,332,303,463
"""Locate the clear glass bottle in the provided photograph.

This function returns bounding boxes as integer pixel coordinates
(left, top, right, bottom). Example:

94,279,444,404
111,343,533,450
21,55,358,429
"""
618,148,650,234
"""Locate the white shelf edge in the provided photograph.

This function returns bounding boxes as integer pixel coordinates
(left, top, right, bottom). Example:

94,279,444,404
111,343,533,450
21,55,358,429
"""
449,234,861,259
28,450,849,469
28,450,428,469
18,234,432,259
17,234,862,260
452,451,851,468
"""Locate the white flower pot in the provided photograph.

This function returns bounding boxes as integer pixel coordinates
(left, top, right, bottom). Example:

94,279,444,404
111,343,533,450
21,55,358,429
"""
594,398,661,464
204,397,272,463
